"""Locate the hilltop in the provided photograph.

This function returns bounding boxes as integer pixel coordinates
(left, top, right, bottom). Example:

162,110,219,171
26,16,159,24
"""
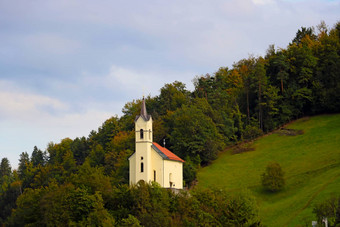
197,114,340,226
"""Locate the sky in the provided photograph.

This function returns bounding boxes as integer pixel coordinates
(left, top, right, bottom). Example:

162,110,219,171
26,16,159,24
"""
0,0,339,169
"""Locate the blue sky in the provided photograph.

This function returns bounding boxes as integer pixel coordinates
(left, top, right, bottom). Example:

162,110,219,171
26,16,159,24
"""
1,0,339,168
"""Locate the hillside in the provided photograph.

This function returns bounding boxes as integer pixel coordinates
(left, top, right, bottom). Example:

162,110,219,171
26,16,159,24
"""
1,21,340,225
197,114,340,226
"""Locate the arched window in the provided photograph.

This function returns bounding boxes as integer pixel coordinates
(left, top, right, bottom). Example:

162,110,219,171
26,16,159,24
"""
154,170,156,182
140,129,144,139
141,162,144,172
169,173,173,187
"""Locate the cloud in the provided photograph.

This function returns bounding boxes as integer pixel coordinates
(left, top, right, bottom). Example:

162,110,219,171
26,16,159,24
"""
0,79,114,168
0,78,112,137
107,65,163,94
81,65,196,99
0,80,68,120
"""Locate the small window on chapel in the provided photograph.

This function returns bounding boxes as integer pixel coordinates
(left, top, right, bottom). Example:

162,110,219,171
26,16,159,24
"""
141,162,144,172
140,129,144,139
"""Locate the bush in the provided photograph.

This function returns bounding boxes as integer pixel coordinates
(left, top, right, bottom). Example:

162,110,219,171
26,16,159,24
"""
243,124,263,140
261,162,285,192
313,195,340,227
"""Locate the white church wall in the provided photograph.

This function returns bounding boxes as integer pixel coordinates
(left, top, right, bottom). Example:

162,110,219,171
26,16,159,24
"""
151,148,164,186
135,142,152,183
163,160,183,189
129,153,136,185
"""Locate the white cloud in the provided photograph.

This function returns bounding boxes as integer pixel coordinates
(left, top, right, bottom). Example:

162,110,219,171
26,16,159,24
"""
0,79,115,168
0,80,68,120
81,65,196,100
107,65,162,94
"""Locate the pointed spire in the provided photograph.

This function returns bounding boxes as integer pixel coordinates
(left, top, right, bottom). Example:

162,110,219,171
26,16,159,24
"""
141,97,148,119
135,97,151,122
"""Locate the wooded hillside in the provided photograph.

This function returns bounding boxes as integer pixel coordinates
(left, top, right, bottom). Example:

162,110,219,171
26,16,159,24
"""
1,21,339,226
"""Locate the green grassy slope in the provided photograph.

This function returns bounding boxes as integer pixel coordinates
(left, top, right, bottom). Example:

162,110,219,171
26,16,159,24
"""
197,114,340,226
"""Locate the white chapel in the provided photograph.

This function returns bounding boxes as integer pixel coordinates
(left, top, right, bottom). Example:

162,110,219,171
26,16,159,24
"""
129,98,184,189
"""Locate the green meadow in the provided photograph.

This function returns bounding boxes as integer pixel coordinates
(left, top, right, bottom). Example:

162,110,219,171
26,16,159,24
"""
197,114,340,226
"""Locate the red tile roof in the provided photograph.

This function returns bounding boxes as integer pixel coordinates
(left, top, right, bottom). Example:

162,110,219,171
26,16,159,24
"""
152,142,185,163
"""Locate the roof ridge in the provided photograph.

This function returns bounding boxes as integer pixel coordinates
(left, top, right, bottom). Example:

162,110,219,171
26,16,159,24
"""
152,142,185,163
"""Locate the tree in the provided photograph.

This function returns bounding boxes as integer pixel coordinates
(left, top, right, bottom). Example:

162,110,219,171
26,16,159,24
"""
71,137,90,165
287,33,317,116
253,57,267,130
192,188,260,226
193,70,237,142
292,26,316,45
120,214,141,226
31,146,45,167
0,176,22,223
0,157,13,197
158,81,189,115
313,195,340,227
170,100,224,165
88,144,106,167
9,182,114,226
312,21,340,113
104,131,133,184
182,156,200,187
0,158,11,179
234,56,256,124
262,85,281,131
271,50,289,94
89,116,120,150
18,152,30,179
261,162,285,192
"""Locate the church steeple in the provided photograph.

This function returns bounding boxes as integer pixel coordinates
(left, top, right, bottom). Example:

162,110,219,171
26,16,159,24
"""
141,98,149,120
132,97,153,184
134,97,153,143
136,97,151,122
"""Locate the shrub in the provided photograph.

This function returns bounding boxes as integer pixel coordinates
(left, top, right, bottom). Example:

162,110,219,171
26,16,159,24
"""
261,162,285,192
243,125,263,140
313,195,340,227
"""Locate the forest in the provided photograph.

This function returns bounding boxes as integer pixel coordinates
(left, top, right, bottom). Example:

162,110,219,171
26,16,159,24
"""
0,21,339,226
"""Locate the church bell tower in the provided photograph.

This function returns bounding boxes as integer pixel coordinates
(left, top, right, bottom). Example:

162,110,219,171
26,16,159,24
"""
132,98,153,183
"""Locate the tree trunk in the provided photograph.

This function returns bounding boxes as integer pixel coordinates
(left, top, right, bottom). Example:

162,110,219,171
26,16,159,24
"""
259,80,263,130
246,88,250,124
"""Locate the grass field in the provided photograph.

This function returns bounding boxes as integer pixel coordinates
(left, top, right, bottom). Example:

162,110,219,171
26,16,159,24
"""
196,114,340,226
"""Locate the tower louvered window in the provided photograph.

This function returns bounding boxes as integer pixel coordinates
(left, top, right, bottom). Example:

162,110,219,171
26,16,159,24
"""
140,129,144,139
